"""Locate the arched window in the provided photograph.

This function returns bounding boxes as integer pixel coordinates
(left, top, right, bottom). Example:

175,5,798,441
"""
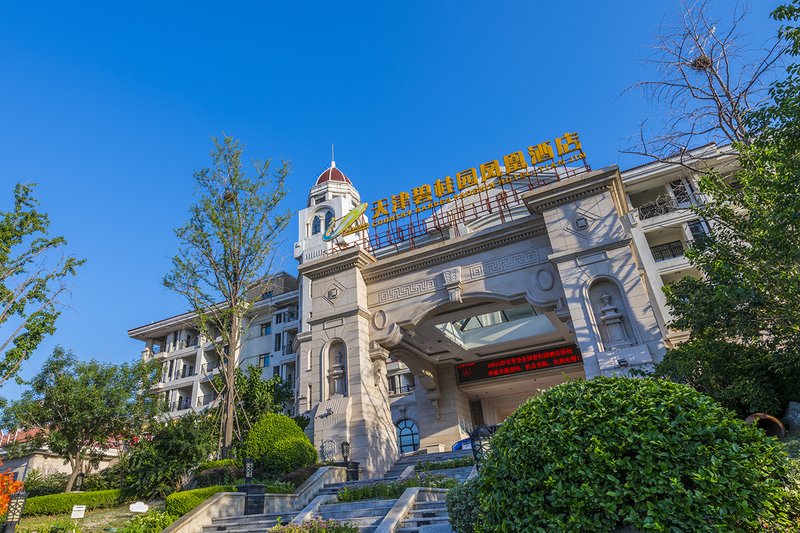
328,340,347,397
324,211,334,231
396,419,420,453
311,216,321,235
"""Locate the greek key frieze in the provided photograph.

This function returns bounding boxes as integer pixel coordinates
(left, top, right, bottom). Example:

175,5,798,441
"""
466,250,541,280
376,278,437,304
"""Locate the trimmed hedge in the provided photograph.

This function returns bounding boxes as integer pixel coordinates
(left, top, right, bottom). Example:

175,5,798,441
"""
164,485,235,516
194,465,243,488
23,489,125,517
446,478,479,533
244,414,316,477
477,377,796,532
337,474,458,502
196,458,242,471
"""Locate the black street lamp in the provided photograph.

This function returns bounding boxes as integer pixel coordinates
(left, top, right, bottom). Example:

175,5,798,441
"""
4,491,28,533
244,457,254,485
74,472,85,492
341,441,350,463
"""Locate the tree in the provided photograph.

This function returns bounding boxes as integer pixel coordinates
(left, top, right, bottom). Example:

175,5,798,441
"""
210,365,294,448
163,135,291,453
0,183,83,386
628,1,788,166
659,2,800,413
120,412,215,499
2,347,160,491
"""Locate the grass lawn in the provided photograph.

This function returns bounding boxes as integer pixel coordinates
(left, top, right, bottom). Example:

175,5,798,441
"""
18,501,164,533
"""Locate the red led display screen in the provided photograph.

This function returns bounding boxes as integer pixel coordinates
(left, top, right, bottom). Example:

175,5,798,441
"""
455,344,583,384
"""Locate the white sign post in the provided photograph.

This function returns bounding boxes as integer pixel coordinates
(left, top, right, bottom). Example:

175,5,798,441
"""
71,505,86,533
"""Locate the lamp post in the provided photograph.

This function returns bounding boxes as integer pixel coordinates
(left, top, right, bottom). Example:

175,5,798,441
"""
3,491,28,533
74,472,85,492
244,457,254,485
341,441,350,463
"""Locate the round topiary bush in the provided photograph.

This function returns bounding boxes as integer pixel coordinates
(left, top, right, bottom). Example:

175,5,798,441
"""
476,377,795,532
244,413,317,477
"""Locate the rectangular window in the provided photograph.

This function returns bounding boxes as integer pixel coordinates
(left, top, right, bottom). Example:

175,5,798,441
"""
688,220,710,240
274,333,282,352
275,313,284,324
260,323,272,336
258,354,270,368
273,365,281,378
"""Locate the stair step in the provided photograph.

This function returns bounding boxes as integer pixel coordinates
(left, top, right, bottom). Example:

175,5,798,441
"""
319,499,396,512
401,516,452,526
414,501,447,510
318,506,395,519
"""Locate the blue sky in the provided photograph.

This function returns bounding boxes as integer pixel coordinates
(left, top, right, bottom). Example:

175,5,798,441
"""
0,1,784,399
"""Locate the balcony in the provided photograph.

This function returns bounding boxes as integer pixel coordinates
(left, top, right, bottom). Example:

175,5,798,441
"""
389,383,415,395
196,394,217,407
170,398,193,412
200,361,220,374
650,241,685,262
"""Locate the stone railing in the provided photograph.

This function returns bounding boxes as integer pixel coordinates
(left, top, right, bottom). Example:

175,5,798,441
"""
162,466,347,533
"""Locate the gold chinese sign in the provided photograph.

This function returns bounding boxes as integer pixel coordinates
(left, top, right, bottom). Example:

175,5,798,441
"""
328,131,587,240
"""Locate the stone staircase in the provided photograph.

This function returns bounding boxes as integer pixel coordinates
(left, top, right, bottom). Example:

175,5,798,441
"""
397,497,451,533
202,510,293,532
316,498,397,532
199,450,473,532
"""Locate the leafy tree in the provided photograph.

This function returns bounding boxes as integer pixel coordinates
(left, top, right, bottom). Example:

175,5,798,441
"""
2,347,160,491
120,412,215,499
163,135,291,453
662,2,800,414
0,183,83,385
210,365,293,447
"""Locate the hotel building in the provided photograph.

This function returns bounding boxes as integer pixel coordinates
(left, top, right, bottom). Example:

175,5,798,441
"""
129,143,736,477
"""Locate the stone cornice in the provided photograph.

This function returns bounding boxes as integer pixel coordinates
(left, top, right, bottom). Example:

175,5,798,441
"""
548,238,632,264
307,306,371,327
523,166,621,213
298,247,376,280
361,216,547,284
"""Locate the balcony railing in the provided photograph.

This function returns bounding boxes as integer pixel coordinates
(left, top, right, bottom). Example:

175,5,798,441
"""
196,394,217,407
650,241,686,262
389,384,415,395
170,398,193,411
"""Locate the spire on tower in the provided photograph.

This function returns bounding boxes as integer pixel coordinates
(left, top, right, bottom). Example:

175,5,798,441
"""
331,144,335,168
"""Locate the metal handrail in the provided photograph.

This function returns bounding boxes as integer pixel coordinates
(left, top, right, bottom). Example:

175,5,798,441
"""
650,240,686,262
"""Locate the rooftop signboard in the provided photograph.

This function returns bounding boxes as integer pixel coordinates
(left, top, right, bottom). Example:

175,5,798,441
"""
322,131,590,253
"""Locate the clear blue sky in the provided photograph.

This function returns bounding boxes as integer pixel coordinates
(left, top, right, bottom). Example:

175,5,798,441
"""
0,1,783,399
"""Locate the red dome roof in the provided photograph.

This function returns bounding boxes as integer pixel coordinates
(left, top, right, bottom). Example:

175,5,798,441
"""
315,162,352,186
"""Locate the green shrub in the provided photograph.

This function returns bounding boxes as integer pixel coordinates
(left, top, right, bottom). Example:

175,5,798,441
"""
270,518,358,532
337,474,457,502
244,414,316,477
22,470,68,497
118,511,178,533
22,489,124,517
446,478,479,533
83,463,125,491
196,458,241,471
282,465,319,487
194,465,243,488
164,485,235,516
415,457,474,472
655,338,787,416
476,377,796,532
121,412,216,499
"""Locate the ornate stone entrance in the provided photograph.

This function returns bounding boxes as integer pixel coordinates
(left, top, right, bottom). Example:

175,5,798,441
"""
293,165,665,477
